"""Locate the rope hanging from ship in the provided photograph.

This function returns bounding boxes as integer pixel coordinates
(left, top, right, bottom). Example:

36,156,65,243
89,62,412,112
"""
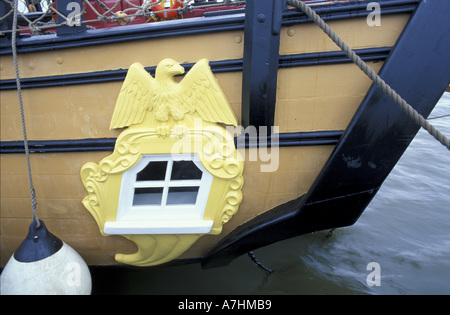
248,251,274,274
10,0,40,229
1,0,92,294
287,0,450,151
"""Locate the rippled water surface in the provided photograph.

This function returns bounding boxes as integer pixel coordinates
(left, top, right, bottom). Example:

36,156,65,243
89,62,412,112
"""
92,93,450,295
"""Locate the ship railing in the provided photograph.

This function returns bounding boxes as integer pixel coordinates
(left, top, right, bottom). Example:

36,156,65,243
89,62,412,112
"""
0,0,246,38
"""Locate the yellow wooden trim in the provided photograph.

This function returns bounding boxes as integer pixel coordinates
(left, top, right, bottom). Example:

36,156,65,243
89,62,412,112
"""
280,15,410,55
275,61,383,132
80,59,244,267
0,143,332,266
0,72,242,142
0,31,245,81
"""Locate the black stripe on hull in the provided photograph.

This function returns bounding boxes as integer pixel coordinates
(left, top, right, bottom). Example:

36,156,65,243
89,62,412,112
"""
0,131,343,154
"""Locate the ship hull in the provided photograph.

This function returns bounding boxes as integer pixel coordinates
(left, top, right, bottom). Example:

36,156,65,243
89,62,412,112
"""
1,0,449,268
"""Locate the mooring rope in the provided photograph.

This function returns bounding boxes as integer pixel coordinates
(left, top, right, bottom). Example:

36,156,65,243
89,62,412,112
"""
287,0,450,151
11,0,41,229
248,251,274,274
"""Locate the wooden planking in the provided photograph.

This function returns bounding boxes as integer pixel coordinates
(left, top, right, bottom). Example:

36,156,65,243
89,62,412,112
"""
0,12,413,266
275,61,383,132
274,14,410,133
0,15,410,140
0,151,137,266
0,61,380,140
0,72,242,141
0,31,245,81
1,144,333,266
0,147,331,222
279,15,410,55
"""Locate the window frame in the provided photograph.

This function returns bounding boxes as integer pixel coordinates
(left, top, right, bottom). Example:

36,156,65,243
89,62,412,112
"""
104,153,214,234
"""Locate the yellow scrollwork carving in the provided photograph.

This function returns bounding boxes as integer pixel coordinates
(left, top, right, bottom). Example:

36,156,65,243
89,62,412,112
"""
81,59,243,267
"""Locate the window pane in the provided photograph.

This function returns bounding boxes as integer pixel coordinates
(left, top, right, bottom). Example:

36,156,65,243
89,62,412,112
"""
133,187,163,206
166,187,199,205
136,161,167,181
171,161,202,180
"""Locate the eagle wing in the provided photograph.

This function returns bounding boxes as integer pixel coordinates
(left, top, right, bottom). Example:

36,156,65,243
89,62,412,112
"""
110,63,155,129
179,59,238,126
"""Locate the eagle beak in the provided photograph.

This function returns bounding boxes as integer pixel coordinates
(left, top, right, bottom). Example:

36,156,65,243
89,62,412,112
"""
174,63,185,75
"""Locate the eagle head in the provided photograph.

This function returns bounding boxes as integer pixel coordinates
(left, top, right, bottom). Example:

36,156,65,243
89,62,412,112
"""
155,58,185,81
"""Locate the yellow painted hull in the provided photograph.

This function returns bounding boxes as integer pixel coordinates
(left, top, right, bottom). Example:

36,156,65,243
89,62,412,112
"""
0,3,436,268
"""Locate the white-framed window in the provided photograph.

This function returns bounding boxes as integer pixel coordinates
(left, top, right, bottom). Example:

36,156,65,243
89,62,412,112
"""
104,154,214,235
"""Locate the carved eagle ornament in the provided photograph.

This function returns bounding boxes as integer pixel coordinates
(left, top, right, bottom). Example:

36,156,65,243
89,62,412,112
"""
110,58,238,131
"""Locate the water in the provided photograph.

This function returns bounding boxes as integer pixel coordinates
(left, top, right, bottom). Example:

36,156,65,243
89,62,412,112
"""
91,92,450,295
